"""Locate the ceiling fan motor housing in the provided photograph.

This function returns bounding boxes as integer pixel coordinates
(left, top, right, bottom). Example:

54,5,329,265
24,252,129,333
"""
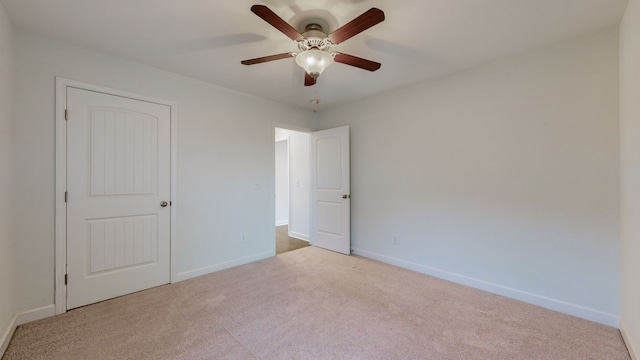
298,23,333,52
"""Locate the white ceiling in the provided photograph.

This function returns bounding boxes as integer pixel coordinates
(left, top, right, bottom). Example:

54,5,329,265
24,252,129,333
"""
1,0,629,111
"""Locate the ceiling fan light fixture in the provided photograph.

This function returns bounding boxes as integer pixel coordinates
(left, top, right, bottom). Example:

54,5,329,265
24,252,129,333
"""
295,49,334,79
242,5,385,86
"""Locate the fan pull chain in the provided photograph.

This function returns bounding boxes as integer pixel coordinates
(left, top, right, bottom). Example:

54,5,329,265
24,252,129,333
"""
311,98,319,113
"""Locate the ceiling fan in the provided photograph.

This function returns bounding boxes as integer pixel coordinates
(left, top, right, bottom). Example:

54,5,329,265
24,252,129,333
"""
241,5,385,86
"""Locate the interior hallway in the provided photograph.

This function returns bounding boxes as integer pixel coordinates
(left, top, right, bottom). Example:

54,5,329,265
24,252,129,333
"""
276,225,309,255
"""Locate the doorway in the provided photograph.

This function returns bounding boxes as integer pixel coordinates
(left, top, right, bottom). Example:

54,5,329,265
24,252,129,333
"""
275,127,311,254
273,124,351,256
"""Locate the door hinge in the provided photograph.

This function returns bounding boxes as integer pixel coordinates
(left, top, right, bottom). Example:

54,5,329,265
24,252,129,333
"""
64,109,68,121
64,191,68,202
64,274,68,285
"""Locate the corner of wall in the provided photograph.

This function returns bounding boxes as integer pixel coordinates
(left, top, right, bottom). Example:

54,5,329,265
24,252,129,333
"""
0,314,17,358
621,320,639,360
620,0,640,358
0,304,58,357
0,0,17,358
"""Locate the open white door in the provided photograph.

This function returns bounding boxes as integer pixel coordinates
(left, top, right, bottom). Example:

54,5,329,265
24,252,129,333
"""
66,87,171,309
311,126,350,254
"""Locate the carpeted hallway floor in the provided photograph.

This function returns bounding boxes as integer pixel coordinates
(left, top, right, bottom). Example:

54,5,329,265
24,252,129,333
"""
2,246,631,360
275,225,309,255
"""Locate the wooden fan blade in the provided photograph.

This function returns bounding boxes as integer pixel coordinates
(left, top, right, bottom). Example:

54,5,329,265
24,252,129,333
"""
304,72,316,86
328,8,385,44
334,53,381,71
241,53,294,65
251,5,304,41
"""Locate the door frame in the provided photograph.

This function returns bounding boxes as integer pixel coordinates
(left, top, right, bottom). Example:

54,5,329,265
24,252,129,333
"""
273,122,312,248
274,138,290,227
54,77,178,315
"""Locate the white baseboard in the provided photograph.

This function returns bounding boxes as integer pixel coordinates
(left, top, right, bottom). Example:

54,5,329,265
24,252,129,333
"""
352,248,619,327
174,251,274,282
275,221,288,227
288,231,309,242
16,305,56,326
0,313,18,357
621,321,638,360
1,304,56,358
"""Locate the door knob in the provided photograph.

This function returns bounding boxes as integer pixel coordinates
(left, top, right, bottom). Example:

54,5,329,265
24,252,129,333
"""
160,201,168,207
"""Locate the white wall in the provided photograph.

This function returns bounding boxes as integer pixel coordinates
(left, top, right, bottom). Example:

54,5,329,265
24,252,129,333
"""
275,128,310,240
275,140,289,226
12,31,313,315
0,2,15,354
620,0,640,357
319,29,620,326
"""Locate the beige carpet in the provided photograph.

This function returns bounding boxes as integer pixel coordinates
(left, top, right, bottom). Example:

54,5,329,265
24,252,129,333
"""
3,247,630,360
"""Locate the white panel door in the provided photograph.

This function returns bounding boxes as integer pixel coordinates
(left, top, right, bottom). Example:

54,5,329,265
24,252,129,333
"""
311,126,350,254
66,87,171,309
